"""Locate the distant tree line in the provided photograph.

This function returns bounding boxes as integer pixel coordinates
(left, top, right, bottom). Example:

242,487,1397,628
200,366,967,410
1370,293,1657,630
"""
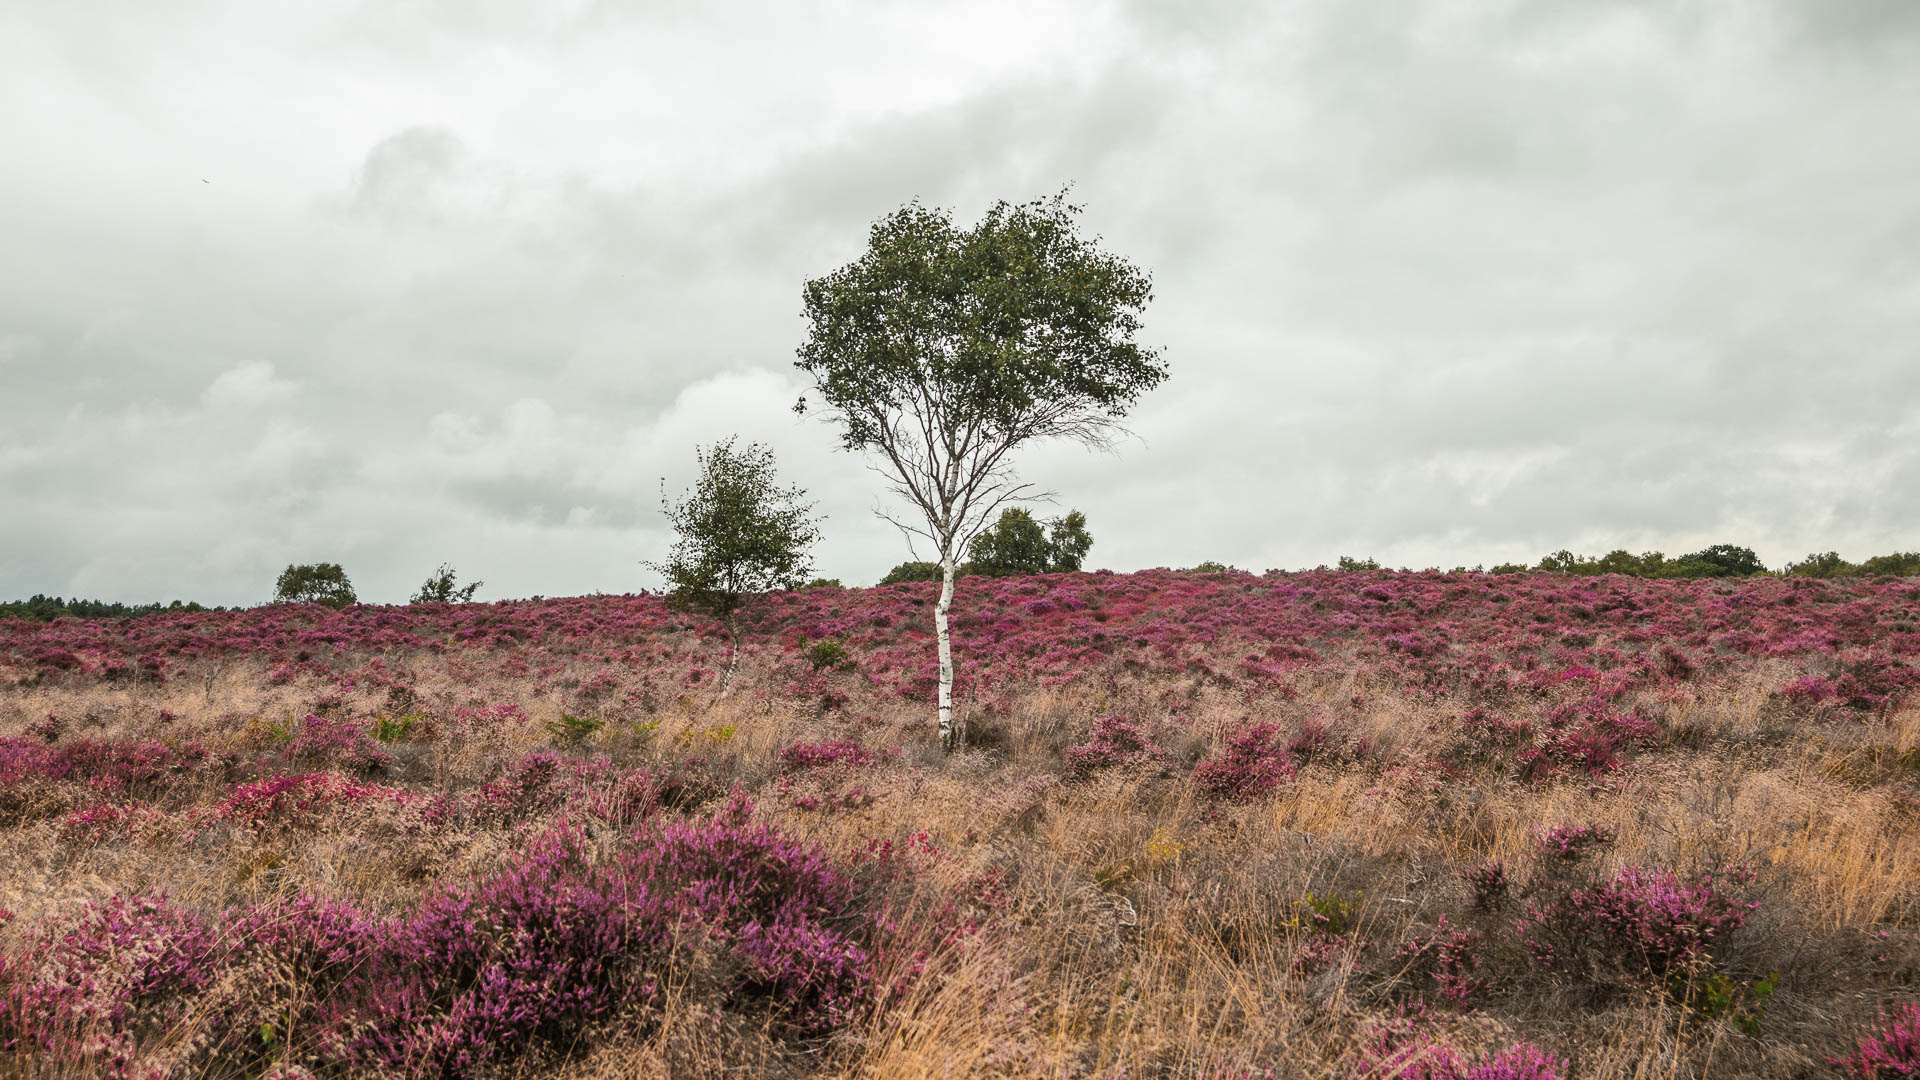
1325,544,1920,580
0,596,221,621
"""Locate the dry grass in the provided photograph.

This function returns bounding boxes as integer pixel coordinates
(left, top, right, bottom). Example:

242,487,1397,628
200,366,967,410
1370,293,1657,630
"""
1,641,1916,1079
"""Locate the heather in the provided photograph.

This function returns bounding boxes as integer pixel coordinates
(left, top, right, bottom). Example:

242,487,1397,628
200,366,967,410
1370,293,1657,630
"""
1,568,1917,1077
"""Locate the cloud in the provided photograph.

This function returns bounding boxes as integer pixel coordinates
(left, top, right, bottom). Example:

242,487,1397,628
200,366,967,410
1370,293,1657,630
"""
2,0,1918,604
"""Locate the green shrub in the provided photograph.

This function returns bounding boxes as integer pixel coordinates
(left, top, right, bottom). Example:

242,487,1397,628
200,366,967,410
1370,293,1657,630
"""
804,638,854,672
1336,555,1380,571
544,713,605,747
410,563,482,604
373,713,421,744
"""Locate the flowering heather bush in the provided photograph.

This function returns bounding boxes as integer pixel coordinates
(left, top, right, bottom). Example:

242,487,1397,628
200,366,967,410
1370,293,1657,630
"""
1194,722,1294,802
214,771,425,835
1399,916,1488,1004
1836,1003,1920,1078
2,804,878,1076
283,711,394,775
1783,674,1838,705
1462,862,1511,912
198,894,383,1073
1064,715,1153,773
1353,1020,1566,1080
357,824,673,1074
0,894,214,1074
1538,823,1615,863
1521,864,1759,977
0,735,209,795
780,738,879,770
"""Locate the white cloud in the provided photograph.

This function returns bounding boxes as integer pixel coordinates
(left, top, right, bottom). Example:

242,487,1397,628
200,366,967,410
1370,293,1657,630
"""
202,361,299,410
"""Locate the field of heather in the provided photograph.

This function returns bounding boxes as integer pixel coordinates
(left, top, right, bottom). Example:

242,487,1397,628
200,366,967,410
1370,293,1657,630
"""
1,569,1917,1079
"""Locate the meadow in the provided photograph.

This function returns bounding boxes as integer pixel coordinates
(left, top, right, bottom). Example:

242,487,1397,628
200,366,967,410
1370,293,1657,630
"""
0,568,1916,1078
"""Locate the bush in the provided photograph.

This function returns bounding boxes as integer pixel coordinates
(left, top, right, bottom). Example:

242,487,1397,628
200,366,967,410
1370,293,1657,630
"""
1835,1002,1920,1078
272,563,357,608
1193,723,1294,802
779,739,877,770
0,894,216,1071
804,637,854,671
409,563,482,604
1519,864,1759,978
1064,715,1153,773
1337,555,1381,571
283,713,394,775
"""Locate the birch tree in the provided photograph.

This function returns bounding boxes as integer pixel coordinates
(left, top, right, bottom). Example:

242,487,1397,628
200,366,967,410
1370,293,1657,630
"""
795,191,1166,749
647,438,822,691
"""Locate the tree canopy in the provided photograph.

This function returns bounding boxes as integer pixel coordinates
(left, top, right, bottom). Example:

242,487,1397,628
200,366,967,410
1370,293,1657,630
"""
966,508,1093,576
272,563,357,609
647,438,822,621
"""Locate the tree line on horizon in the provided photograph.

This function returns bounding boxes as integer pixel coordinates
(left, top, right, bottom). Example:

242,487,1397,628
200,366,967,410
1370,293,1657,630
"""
7,540,1918,624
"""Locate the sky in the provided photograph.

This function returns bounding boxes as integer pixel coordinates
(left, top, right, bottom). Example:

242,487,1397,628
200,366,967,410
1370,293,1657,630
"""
3,0,1919,606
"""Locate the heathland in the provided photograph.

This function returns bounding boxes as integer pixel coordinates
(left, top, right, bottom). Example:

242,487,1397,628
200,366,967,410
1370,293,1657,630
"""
1,569,1916,1078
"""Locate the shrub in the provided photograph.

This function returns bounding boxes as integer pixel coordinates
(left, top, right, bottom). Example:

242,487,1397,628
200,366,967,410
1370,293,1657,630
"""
284,713,394,775
1354,1027,1566,1080
804,637,854,671
1539,823,1615,863
1520,864,1758,978
779,739,878,770
544,712,605,747
1835,1002,1920,1078
1193,723,1294,802
1463,862,1511,911
0,894,215,1072
1064,715,1153,773
409,563,482,605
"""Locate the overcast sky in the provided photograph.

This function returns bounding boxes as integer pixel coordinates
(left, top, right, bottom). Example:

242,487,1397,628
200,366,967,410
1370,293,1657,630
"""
3,0,1918,605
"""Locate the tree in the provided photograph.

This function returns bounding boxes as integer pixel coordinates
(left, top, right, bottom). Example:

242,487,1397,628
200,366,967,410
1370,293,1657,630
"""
966,507,1094,576
646,438,822,690
1667,544,1766,578
1045,510,1093,572
273,563,357,609
410,563,483,604
796,190,1165,748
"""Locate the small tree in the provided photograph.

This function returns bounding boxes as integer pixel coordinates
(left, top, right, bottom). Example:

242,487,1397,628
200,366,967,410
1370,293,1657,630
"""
797,191,1165,748
646,438,822,690
410,563,483,604
273,563,357,609
1047,510,1093,572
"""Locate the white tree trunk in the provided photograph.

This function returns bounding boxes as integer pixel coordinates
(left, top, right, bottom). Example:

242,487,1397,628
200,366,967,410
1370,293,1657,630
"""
935,555,957,750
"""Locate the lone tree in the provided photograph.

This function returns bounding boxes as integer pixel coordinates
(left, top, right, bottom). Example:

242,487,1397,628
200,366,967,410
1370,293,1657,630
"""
796,191,1165,748
967,507,1093,576
273,563,357,609
647,438,822,690
410,563,483,605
